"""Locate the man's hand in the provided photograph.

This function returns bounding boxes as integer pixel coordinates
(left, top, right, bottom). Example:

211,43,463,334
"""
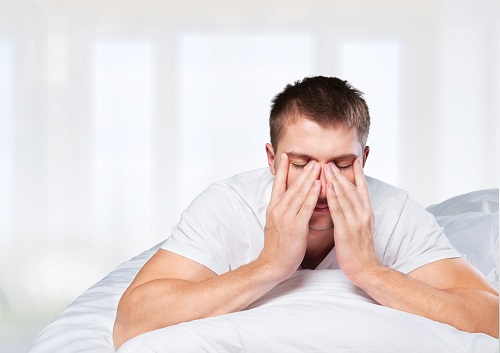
114,153,321,349
324,158,381,284
324,158,499,337
259,153,321,280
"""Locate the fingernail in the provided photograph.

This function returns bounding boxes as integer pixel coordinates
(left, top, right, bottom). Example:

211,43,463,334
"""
331,163,339,175
280,153,286,161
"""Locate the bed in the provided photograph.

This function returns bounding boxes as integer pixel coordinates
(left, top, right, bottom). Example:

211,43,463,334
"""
27,189,499,353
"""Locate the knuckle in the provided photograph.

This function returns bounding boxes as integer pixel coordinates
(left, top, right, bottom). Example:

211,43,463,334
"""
336,192,348,201
360,208,372,219
301,202,313,212
298,190,309,199
331,204,342,214
362,212,373,225
267,207,280,220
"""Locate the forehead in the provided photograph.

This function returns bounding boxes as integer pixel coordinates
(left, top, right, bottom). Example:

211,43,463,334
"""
278,117,362,160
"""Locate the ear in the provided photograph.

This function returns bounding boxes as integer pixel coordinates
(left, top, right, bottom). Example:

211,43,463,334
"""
265,143,276,175
362,146,370,167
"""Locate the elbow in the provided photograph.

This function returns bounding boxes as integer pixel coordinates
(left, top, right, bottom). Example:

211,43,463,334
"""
112,317,127,350
481,293,499,339
113,290,141,350
485,302,499,339
470,319,499,339
463,292,499,339
113,279,190,349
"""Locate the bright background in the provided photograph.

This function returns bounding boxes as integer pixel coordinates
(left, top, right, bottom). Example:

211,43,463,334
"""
0,0,499,351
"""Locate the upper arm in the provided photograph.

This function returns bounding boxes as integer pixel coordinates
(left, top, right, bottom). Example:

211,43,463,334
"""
128,249,217,291
114,250,218,348
408,257,498,296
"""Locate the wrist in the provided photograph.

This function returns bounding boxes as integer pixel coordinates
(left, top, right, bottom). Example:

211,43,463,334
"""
349,262,389,289
253,256,294,284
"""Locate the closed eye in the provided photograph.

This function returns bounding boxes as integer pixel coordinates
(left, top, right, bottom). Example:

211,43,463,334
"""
337,165,351,171
291,163,307,170
293,163,350,171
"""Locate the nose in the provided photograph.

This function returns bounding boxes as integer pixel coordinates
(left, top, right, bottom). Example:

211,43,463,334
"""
318,164,327,199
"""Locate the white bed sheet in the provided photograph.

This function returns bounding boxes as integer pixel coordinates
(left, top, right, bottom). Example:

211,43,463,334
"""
27,189,499,353
119,269,497,353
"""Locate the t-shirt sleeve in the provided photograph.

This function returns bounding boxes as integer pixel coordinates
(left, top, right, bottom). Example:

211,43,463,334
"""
161,183,247,275
387,198,462,274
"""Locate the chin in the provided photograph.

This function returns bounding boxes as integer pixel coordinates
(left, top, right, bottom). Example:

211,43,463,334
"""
309,214,333,232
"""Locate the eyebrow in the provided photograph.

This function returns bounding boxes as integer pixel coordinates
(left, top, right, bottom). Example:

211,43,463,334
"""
286,151,358,162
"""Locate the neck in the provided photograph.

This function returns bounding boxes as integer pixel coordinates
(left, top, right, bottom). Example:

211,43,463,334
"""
301,230,334,269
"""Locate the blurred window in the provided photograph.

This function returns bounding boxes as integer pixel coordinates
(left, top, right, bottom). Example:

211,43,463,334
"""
339,42,401,186
0,40,14,245
91,42,154,246
177,33,313,213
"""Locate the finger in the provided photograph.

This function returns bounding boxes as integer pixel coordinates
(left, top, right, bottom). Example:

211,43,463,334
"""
353,157,371,207
324,163,358,221
269,153,288,209
297,179,321,223
329,162,364,214
325,180,347,229
283,160,321,212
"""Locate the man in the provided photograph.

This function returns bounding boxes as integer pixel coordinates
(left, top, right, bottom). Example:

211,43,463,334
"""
113,76,499,349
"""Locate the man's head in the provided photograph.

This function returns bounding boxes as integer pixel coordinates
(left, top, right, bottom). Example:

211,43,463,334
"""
265,77,371,256
269,76,370,153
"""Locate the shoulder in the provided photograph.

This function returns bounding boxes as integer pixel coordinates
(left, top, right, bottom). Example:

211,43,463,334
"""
367,177,461,273
212,167,274,209
366,176,409,214
185,168,273,219
366,176,434,231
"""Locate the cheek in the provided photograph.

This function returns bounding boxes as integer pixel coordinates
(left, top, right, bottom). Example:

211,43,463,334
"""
344,169,356,184
286,168,301,188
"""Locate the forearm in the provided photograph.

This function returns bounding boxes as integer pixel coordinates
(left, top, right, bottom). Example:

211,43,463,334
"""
114,155,320,348
114,258,280,348
357,266,499,337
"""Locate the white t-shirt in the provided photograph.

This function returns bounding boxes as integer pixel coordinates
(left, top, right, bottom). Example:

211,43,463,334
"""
162,168,460,275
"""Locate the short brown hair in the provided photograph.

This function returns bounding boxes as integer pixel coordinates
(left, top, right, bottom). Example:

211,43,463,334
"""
269,76,370,150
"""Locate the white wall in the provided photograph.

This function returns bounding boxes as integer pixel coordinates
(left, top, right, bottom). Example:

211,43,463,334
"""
0,0,498,351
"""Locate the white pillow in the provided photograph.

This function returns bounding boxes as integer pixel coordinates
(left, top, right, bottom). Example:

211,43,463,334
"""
426,189,499,288
427,189,499,215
